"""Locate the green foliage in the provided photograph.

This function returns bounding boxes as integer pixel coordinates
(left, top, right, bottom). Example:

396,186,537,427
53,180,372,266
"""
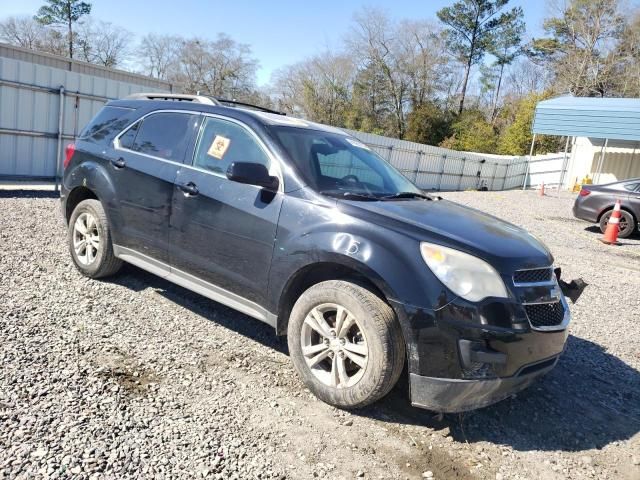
497,92,560,155
405,103,453,146
529,0,624,97
440,110,498,153
437,0,524,113
34,0,91,58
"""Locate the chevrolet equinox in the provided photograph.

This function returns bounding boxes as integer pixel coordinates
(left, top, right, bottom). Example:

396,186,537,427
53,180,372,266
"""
60,93,570,412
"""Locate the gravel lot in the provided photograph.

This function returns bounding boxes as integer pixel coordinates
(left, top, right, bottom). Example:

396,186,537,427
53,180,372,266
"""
1,189,639,480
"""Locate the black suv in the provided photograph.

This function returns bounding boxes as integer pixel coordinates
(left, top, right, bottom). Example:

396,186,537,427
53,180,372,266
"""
61,93,570,412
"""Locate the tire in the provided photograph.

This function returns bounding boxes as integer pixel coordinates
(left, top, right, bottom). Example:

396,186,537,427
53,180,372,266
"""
288,280,405,409
599,209,636,239
68,199,122,278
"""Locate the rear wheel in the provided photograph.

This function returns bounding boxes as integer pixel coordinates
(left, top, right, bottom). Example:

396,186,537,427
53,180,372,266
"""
68,199,122,278
288,280,405,409
599,209,636,238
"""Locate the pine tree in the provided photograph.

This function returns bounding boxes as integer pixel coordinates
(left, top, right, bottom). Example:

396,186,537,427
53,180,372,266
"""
34,0,91,59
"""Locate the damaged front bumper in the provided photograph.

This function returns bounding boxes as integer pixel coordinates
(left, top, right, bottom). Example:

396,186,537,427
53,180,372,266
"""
409,354,559,412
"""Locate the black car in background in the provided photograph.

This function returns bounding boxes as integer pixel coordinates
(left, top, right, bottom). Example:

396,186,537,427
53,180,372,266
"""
573,179,640,238
60,93,570,412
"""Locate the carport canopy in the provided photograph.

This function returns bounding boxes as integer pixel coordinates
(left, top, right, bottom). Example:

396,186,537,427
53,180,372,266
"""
525,96,640,188
532,96,640,141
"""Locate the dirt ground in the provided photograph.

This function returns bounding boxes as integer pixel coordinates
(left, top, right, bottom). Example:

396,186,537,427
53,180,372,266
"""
1,189,639,480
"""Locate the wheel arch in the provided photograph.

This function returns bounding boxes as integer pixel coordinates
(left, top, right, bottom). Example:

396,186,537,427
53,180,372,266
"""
275,259,397,336
65,186,100,223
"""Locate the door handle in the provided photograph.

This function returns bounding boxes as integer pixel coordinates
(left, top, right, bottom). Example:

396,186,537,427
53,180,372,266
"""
178,182,199,196
111,157,126,169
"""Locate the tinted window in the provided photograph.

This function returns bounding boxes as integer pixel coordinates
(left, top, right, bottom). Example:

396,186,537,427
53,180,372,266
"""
119,121,139,149
273,127,420,196
130,112,196,162
79,106,133,143
193,117,270,175
623,183,639,192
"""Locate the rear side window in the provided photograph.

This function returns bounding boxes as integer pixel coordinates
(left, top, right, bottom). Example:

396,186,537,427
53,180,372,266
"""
79,106,133,143
126,112,196,162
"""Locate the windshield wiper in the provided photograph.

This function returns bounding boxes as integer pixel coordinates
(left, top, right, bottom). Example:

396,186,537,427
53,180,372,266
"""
381,191,432,200
320,191,380,201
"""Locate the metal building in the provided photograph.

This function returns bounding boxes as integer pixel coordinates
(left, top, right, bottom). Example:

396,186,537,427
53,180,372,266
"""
0,43,172,181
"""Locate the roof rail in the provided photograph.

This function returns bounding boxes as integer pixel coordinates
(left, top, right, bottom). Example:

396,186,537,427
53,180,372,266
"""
215,98,286,115
125,93,220,105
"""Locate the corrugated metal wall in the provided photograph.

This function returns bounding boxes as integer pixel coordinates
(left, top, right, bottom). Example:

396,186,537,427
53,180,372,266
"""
0,44,172,179
345,129,530,191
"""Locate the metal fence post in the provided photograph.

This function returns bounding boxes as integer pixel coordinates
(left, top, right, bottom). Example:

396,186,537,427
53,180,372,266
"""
522,133,537,190
457,157,465,191
54,85,65,193
436,154,446,191
387,145,394,162
413,150,422,183
489,162,498,190
557,136,571,196
502,160,511,190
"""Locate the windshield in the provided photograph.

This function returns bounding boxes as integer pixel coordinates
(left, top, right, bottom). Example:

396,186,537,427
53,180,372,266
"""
273,127,423,199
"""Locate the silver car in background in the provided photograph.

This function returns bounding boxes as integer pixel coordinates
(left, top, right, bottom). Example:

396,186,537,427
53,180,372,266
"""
573,178,640,238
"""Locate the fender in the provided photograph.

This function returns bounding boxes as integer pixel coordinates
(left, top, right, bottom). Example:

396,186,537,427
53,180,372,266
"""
63,150,124,245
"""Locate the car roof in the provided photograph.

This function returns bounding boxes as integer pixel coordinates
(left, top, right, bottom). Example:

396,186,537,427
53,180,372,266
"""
107,98,348,136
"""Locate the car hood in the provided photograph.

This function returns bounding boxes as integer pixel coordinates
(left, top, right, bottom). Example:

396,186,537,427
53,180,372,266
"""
340,198,553,273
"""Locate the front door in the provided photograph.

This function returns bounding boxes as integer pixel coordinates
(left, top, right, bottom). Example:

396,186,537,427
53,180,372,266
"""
169,115,283,307
111,111,198,263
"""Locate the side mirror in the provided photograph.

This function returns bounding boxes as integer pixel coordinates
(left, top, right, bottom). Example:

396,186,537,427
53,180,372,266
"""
226,162,279,191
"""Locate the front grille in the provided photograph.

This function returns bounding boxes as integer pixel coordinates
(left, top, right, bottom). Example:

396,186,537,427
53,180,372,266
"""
525,302,565,328
513,267,553,284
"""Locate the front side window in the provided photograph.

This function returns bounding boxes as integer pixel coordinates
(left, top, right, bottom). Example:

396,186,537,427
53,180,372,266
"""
193,117,270,175
273,127,421,198
124,112,196,162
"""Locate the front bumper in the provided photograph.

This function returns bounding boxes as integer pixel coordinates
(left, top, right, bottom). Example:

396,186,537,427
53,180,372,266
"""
410,354,558,412
389,289,570,413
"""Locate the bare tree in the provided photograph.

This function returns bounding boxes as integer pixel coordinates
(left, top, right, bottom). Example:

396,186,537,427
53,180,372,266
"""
348,8,409,138
76,18,131,67
137,33,181,79
531,0,624,97
0,16,45,49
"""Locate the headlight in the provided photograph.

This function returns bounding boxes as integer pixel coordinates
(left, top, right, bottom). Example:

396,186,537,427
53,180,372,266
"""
420,242,508,302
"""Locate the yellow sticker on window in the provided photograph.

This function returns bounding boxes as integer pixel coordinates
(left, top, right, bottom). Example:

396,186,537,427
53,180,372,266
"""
207,135,231,159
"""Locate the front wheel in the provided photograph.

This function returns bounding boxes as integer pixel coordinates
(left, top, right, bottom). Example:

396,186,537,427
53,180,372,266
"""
288,280,405,409
599,209,636,239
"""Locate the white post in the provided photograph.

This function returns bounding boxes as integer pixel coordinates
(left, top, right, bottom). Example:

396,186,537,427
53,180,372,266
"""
557,136,571,196
595,138,609,184
54,86,65,193
522,133,536,190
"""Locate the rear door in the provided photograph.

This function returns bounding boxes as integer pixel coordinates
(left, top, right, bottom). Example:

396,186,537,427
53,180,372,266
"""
627,183,640,232
112,110,199,264
169,115,283,307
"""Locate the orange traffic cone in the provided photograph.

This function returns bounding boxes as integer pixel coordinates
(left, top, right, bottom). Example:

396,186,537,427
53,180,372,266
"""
539,181,545,196
601,200,622,245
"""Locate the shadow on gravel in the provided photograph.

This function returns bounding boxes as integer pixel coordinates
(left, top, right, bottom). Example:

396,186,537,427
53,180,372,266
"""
107,265,640,453
0,189,59,199
107,263,288,355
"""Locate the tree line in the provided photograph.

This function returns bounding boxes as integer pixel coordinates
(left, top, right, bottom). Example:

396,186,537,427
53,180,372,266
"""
1,0,639,156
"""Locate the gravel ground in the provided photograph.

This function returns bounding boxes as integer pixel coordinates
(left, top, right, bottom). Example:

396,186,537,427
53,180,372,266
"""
0,189,639,480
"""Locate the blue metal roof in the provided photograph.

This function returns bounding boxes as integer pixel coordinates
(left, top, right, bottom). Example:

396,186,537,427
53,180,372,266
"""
532,96,640,141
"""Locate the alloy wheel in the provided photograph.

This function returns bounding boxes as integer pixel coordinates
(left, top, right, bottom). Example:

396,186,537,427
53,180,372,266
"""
72,212,100,265
300,303,369,389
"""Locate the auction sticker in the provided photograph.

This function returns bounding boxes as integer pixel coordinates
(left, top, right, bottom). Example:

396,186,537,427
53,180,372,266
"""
208,135,231,159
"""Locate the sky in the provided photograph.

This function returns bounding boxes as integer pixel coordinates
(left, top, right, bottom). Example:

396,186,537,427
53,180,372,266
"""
2,0,557,85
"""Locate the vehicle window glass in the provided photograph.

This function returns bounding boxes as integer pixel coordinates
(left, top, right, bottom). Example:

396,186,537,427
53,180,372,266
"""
118,121,139,149
131,112,196,162
193,117,270,175
316,145,384,190
79,106,133,143
623,183,639,191
273,127,420,197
